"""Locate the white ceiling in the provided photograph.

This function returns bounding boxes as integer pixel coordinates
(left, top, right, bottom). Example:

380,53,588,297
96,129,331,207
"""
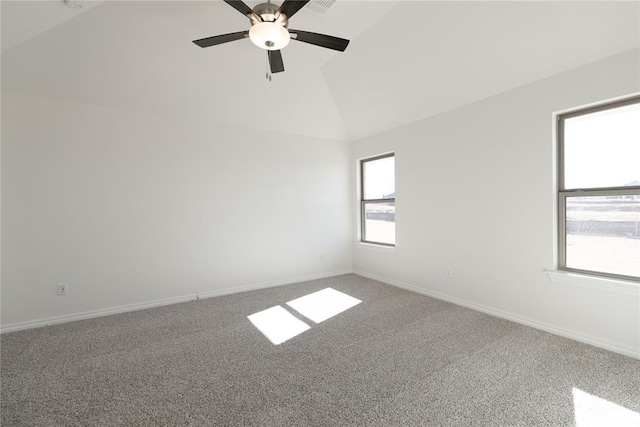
0,0,105,51
2,1,639,141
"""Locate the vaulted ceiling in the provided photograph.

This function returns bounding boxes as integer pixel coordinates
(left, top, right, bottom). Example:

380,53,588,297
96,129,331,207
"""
3,1,639,141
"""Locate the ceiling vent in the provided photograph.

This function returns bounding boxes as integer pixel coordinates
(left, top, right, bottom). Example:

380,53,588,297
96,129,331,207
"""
306,0,336,14
64,0,83,8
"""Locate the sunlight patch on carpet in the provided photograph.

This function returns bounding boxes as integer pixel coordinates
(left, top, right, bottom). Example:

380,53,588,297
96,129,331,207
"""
247,305,310,345
572,387,640,427
286,287,361,324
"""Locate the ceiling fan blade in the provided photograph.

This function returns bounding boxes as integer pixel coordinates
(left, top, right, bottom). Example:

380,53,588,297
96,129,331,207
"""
193,31,248,48
268,50,285,73
223,0,254,17
289,30,350,52
277,1,309,19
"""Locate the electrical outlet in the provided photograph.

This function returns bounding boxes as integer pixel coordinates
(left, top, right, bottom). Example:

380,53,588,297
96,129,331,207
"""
445,268,453,279
57,283,69,296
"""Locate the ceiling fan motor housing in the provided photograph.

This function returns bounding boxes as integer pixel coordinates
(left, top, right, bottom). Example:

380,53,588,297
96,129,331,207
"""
250,3,289,27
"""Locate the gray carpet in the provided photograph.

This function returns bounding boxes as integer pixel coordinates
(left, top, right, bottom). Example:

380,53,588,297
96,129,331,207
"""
2,274,639,426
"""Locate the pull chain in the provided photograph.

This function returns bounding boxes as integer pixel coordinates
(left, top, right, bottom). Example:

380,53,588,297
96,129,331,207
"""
266,54,272,81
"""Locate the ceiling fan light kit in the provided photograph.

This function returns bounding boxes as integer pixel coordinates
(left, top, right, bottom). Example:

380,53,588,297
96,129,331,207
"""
193,0,349,77
250,22,290,50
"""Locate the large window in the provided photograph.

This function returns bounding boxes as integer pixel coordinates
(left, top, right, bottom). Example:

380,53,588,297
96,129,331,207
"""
558,96,640,281
360,153,395,246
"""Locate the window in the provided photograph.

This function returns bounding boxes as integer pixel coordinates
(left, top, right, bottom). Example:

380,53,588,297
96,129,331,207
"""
557,96,640,281
360,153,395,246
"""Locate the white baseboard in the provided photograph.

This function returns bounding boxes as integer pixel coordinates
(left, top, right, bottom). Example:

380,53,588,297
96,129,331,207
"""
0,269,353,334
354,270,639,360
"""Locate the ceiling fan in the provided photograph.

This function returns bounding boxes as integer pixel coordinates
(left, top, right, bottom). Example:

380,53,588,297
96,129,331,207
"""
193,0,350,76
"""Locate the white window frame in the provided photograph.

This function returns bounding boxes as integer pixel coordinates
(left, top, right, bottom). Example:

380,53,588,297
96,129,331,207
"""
557,95,640,283
360,153,395,247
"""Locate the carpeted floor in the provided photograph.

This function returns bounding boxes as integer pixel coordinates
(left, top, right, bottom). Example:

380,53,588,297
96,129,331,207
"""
2,274,639,426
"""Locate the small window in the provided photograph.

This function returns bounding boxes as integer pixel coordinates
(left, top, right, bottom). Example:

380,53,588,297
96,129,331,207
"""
557,96,640,281
360,153,395,246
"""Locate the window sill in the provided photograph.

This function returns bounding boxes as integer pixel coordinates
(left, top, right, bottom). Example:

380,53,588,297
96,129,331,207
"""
544,270,639,297
353,242,397,253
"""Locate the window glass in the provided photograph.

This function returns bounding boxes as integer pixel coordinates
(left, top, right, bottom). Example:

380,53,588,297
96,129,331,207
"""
363,156,395,200
565,195,640,278
363,202,396,245
563,103,640,190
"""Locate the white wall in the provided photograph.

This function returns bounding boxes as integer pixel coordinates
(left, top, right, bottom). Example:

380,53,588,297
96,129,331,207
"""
2,49,638,359
1,92,352,329
352,49,640,357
